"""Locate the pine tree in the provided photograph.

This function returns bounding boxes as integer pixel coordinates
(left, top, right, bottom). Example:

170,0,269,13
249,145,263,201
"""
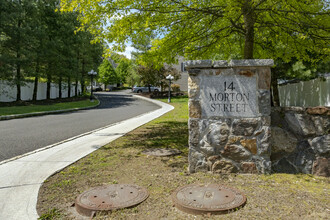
0,0,37,101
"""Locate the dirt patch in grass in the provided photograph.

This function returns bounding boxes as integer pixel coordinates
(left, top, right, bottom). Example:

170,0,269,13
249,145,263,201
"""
37,97,329,219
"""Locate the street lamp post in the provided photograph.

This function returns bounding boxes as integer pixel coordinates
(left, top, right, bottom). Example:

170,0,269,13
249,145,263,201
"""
88,70,97,100
166,74,174,103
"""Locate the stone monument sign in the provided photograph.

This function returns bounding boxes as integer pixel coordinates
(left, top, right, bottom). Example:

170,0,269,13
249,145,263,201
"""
187,59,274,174
200,75,258,117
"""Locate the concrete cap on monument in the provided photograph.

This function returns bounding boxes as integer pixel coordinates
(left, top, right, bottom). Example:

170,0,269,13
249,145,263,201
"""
213,60,229,68
229,59,274,67
185,60,213,69
172,184,246,215
142,148,182,156
75,184,149,217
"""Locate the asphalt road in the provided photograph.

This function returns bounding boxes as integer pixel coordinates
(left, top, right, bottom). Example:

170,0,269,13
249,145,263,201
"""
0,91,160,162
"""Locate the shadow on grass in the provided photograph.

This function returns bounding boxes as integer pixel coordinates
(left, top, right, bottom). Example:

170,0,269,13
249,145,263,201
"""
135,121,188,151
100,121,188,155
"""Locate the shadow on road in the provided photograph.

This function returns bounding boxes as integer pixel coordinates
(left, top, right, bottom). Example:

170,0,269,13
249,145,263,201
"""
95,92,136,109
94,132,126,137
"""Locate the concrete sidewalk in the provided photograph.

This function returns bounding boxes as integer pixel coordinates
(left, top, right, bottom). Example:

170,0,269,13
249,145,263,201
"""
0,96,174,220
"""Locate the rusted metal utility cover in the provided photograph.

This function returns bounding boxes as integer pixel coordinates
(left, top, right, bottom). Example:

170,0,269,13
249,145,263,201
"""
75,184,149,217
172,184,246,215
142,148,181,156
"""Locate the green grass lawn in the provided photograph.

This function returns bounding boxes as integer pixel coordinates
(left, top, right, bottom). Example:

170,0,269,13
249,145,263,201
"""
37,95,329,219
0,99,99,116
37,97,330,220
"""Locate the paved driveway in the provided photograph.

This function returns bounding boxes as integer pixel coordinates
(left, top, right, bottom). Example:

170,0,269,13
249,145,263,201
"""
0,91,160,162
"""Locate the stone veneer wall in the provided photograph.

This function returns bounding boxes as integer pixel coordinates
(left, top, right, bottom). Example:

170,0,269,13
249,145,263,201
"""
187,59,274,174
271,106,329,177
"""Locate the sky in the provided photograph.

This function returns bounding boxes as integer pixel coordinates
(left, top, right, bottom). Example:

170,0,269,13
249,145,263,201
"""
117,44,135,59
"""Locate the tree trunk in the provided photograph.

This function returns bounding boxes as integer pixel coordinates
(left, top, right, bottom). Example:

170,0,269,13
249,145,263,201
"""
68,77,71,98
33,77,38,101
75,78,78,97
46,79,51,99
47,67,51,100
33,57,40,101
16,18,22,101
81,76,85,94
271,69,280,106
76,51,80,97
242,0,255,59
59,76,62,99
81,59,85,94
160,82,164,92
16,64,21,101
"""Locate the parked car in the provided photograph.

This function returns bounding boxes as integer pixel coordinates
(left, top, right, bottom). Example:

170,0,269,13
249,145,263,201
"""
132,85,160,93
92,87,103,92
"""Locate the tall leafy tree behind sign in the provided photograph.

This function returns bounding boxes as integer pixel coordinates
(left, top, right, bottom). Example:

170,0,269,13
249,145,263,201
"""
60,0,330,63
98,59,118,88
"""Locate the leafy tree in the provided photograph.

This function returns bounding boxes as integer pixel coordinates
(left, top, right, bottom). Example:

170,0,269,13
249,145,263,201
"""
126,64,140,88
136,65,159,92
116,58,132,84
41,0,62,99
130,30,181,91
130,34,160,67
136,64,180,92
55,12,75,99
30,1,47,101
76,31,103,94
271,57,330,106
159,66,181,92
110,53,127,63
98,59,118,88
60,0,329,105
60,0,329,63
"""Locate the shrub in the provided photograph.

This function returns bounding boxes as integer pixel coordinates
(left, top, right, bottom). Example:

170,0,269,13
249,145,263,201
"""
171,84,180,92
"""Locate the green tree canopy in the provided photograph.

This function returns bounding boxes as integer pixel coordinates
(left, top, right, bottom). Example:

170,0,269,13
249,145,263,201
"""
126,64,140,87
136,64,180,91
116,58,132,84
98,58,118,87
60,0,330,64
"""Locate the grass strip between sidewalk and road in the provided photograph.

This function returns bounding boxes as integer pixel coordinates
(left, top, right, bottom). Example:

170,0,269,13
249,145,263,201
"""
0,99,99,116
37,96,329,220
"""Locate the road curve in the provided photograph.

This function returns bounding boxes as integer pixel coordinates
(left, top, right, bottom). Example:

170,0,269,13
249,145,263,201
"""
0,91,160,162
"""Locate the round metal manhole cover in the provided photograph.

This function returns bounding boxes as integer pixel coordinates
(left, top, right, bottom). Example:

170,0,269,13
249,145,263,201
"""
75,184,149,217
172,184,246,215
142,148,181,156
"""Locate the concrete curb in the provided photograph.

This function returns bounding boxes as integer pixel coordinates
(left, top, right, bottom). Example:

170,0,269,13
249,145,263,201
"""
0,97,100,121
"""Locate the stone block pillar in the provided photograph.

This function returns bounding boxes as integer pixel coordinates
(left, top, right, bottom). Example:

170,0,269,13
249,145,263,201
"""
187,59,274,174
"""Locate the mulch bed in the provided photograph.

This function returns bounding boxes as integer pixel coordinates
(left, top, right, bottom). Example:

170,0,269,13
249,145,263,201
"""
136,91,186,99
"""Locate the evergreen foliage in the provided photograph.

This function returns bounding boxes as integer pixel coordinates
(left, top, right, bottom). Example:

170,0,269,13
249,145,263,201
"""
0,0,104,101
